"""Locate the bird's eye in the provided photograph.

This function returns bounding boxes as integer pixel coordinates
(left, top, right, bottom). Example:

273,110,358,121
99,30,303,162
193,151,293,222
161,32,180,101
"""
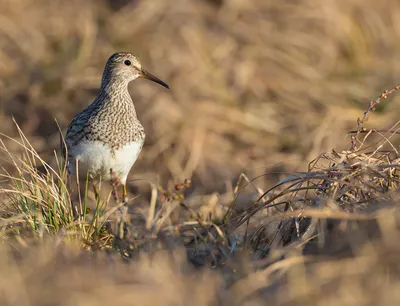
124,60,131,66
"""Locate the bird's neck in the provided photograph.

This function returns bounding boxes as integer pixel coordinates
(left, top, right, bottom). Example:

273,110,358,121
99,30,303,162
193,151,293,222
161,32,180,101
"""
100,72,129,92
97,79,137,118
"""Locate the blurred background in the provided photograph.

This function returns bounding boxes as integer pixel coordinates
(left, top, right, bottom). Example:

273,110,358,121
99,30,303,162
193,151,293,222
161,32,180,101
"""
1,0,400,194
3,1,400,305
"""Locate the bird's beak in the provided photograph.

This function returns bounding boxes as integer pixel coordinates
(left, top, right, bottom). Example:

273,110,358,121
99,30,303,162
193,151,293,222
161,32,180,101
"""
139,69,169,89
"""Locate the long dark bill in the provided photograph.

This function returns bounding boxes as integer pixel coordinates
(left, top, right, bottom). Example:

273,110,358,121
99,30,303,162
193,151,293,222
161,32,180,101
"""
140,69,170,89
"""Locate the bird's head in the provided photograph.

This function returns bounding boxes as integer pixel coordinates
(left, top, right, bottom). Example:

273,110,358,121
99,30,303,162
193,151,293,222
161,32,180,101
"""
102,52,169,89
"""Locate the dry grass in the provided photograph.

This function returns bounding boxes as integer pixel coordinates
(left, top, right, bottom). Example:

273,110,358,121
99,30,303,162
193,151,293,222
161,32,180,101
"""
2,0,400,305
2,0,400,193
0,85,399,304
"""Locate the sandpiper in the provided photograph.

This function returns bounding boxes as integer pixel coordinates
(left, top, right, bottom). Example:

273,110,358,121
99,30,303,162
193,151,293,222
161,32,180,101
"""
64,52,169,201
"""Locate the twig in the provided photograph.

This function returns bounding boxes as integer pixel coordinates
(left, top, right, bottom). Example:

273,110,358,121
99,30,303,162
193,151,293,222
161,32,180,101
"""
350,84,400,151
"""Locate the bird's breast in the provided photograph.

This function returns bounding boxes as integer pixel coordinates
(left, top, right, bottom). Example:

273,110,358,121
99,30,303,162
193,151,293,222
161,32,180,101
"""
68,139,144,184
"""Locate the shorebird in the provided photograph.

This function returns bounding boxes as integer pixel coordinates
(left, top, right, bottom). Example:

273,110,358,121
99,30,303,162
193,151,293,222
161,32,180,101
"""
63,52,169,201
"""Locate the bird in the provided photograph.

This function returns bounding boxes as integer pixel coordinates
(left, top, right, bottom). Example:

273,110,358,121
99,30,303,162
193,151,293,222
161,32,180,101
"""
63,52,169,202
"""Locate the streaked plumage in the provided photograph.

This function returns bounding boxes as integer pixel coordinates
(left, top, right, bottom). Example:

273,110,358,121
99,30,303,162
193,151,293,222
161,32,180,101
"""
63,52,169,197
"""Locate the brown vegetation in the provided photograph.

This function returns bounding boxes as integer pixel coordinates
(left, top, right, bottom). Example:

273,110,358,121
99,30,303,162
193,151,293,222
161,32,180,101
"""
1,0,400,305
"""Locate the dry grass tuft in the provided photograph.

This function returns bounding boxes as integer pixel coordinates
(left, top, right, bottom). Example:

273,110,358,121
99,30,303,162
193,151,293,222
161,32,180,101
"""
0,120,114,249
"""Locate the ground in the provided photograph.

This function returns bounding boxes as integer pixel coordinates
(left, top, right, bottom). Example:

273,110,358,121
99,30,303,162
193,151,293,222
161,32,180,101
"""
1,0,400,305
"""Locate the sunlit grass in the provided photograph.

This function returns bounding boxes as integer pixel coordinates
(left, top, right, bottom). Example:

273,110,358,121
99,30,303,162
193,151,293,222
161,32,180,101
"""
0,121,113,248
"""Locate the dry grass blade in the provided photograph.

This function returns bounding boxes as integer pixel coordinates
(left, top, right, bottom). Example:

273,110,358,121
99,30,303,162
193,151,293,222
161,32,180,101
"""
0,122,117,249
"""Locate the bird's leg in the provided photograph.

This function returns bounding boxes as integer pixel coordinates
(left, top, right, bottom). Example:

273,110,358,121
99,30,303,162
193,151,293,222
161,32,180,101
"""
92,183,100,201
108,169,129,240
110,169,122,203
122,184,128,204
109,170,127,204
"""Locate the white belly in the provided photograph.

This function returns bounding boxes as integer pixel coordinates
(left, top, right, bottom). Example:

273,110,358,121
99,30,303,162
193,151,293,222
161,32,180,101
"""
68,140,143,184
